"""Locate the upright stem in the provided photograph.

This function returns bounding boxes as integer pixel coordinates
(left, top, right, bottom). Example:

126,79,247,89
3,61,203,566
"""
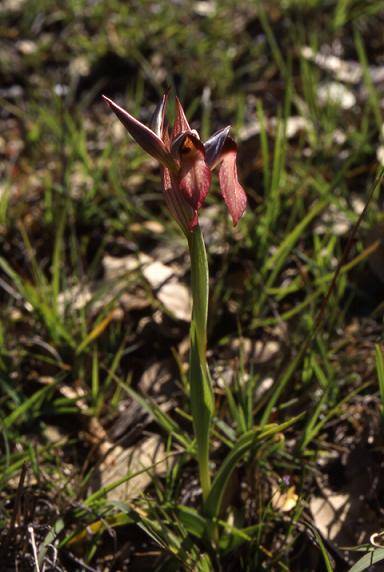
187,226,214,502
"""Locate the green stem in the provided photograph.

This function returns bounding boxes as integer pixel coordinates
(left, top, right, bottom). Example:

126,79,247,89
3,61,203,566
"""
187,226,214,502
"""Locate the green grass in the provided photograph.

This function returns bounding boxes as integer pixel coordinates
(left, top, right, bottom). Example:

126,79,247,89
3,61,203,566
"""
1,0,384,570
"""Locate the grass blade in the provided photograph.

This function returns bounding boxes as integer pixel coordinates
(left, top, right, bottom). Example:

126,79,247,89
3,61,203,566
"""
348,548,384,572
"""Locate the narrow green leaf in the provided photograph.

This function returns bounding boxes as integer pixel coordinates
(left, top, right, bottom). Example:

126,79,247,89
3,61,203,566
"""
265,200,326,279
348,548,384,572
188,227,214,500
375,344,384,416
205,415,302,519
220,522,262,553
119,381,191,449
51,208,66,307
311,527,334,571
256,99,270,192
2,382,56,429
76,310,116,354
176,505,207,538
354,29,382,129
84,453,174,507
38,518,66,567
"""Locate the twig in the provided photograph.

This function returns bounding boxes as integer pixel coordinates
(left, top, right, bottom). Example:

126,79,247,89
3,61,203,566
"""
28,525,40,572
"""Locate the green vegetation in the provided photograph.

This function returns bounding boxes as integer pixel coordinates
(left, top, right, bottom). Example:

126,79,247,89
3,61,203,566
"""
1,0,384,570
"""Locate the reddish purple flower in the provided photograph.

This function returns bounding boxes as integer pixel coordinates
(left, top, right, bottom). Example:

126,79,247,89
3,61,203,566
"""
102,93,247,233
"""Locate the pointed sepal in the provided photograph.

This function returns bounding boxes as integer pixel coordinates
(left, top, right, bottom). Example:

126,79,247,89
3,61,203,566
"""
171,96,192,139
102,95,177,171
204,126,231,169
150,91,169,139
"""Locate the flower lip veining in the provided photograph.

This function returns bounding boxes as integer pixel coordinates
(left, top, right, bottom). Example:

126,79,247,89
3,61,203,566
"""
102,92,247,232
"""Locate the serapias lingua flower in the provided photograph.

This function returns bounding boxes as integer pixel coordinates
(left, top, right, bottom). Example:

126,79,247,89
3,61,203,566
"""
102,92,247,233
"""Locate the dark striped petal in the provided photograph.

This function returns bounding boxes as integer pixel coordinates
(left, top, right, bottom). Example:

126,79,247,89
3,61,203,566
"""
102,95,177,171
172,132,211,211
162,167,198,232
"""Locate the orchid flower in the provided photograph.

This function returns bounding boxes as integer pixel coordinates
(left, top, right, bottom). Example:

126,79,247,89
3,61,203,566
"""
102,91,247,504
102,93,247,233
